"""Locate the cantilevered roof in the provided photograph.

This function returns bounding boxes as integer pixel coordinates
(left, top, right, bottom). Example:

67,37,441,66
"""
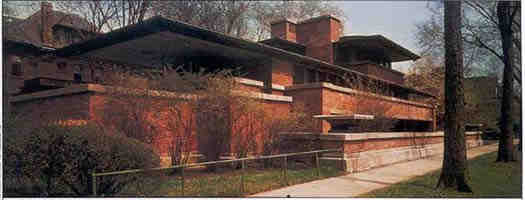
53,16,433,98
336,35,420,62
259,37,306,55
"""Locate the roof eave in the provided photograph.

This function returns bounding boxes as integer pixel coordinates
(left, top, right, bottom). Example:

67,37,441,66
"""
53,16,433,98
336,35,421,62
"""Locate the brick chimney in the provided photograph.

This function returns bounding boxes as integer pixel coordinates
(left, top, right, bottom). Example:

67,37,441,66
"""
41,1,54,47
270,19,297,43
296,15,342,64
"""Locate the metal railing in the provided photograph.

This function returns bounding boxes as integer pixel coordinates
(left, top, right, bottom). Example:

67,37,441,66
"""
89,148,342,196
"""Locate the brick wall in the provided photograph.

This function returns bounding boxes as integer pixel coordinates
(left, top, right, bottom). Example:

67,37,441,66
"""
271,20,297,42
322,87,433,132
12,92,91,127
90,91,292,162
349,63,405,85
296,16,341,64
271,59,294,86
13,85,292,166
287,83,434,133
284,87,324,132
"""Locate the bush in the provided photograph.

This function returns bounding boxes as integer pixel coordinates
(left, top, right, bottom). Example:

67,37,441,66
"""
4,123,160,196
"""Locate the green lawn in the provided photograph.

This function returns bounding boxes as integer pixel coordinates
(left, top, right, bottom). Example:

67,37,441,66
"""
360,151,522,198
118,160,345,197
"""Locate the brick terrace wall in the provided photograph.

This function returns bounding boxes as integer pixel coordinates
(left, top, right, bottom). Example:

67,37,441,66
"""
284,87,324,132
348,63,405,85
322,87,433,132
90,90,293,165
287,82,434,133
272,59,294,86
282,131,483,172
283,132,482,154
12,92,92,125
12,84,293,166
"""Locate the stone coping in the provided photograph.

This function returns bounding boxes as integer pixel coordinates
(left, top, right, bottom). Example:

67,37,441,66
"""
285,82,433,108
313,114,374,120
281,131,482,141
234,77,286,91
10,83,293,103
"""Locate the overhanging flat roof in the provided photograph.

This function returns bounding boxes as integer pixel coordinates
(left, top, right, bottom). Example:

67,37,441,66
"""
336,35,420,62
53,16,433,98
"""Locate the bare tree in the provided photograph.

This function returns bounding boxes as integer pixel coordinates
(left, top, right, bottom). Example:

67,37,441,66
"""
54,1,120,32
53,0,152,32
495,1,518,162
114,0,152,28
416,1,521,90
152,1,345,41
436,1,472,192
405,56,446,129
250,1,346,41
152,1,253,39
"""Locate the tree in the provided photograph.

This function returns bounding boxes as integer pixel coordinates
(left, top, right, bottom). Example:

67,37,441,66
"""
55,0,152,32
416,1,521,92
436,1,472,192
495,1,518,162
54,1,120,32
152,1,253,39
405,56,445,129
249,1,346,41
151,1,346,41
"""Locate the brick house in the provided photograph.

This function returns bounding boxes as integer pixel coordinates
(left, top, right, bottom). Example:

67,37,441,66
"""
5,5,483,170
3,2,98,111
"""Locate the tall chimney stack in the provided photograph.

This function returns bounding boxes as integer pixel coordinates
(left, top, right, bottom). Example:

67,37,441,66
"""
41,1,53,47
270,19,297,43
296,15,342,64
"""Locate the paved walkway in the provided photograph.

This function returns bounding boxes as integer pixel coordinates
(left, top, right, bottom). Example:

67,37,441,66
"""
252,143,499,197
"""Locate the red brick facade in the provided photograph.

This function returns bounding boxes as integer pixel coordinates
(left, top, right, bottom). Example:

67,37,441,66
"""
348,63,405,85
285,83,434,133
12,84,292,164
296,16,341,63
271,20,297,42
271,59,295,86
6,12,444,168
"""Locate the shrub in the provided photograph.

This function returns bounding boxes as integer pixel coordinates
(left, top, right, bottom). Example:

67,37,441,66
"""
3,122,160,196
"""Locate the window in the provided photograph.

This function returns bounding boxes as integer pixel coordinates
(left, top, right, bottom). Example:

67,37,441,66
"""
11,63,22,76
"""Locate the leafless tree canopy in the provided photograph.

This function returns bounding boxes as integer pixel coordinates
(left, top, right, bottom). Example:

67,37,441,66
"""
414,1,521,88
5,1,346,41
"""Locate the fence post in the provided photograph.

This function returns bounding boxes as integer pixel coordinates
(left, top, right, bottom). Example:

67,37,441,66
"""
181,167,185,196
240,160,245,194
315,152,320,177
283,156,288,186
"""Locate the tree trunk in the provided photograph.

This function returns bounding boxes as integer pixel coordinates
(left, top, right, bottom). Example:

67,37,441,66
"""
496,1,516,162
436,1,472,192
2,51,9,120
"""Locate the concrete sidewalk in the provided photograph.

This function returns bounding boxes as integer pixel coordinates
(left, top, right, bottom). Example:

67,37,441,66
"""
252,143,499,197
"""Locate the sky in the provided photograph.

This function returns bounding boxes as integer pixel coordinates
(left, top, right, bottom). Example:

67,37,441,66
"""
334,1,434,72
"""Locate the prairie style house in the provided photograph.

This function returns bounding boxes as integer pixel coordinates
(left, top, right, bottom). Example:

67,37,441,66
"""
5,3,483,171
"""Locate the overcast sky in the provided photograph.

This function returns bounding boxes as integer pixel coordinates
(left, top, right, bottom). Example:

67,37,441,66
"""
334,1,434,72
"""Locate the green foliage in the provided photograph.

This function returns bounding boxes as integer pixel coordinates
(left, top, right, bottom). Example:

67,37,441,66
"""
3,122,160,196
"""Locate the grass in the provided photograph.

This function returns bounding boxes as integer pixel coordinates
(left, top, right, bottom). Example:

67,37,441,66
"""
360,151,522,198
118,159,345,197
